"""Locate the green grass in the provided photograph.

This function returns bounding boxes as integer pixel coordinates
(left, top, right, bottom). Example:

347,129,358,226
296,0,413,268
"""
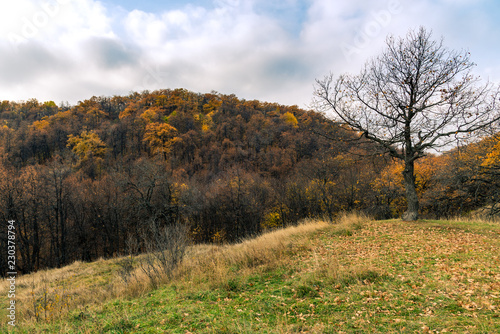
2,216,500,333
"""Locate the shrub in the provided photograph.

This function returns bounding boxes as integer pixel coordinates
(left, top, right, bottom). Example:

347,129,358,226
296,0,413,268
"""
138,220,189,288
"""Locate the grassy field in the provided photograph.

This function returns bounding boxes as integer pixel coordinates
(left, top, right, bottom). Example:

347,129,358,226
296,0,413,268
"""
1,213,500,333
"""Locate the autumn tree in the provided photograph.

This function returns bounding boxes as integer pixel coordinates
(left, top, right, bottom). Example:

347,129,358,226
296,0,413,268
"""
67,130,108,178
143,122,179,160
314,27,500,220
455,134,500,216
67,131,107,161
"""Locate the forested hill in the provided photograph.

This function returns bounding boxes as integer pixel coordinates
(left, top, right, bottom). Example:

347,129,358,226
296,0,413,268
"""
0,89,365,176
0,89,499,275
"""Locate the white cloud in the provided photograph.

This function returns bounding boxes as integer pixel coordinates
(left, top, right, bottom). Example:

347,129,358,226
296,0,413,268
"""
0,0,498,108
121,1,298,100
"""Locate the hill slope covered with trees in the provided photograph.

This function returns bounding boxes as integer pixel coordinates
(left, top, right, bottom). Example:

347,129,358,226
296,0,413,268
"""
0,89,499,275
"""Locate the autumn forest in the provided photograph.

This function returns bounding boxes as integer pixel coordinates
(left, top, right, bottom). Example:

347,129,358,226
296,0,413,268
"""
0,88,499,276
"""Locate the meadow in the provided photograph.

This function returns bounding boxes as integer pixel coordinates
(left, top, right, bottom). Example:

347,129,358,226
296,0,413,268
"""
1,213,499,333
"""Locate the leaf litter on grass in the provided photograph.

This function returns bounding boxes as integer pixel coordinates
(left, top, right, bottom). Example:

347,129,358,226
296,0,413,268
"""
6,217,500,333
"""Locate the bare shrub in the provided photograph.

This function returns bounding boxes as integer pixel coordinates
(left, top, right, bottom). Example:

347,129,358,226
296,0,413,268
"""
138,220,189,288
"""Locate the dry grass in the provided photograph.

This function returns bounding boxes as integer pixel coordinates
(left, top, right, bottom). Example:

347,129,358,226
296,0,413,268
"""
449,206,500,223
179,219,331,289
6,212,498,333
450,214,500,224
0,257,121,327
0,218,332,328
335,210,372,225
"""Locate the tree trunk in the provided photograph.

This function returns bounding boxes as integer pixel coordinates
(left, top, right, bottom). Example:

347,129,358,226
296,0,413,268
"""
402,160,419,221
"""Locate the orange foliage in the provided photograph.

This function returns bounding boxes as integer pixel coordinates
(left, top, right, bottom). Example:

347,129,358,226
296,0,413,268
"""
480,134,500,168
31,118,50,133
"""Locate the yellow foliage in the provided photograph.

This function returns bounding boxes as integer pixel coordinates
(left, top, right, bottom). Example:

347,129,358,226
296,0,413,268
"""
414,155,442,193
155,94,169,106
281,112,298,128
372,161,404,192
42,100,57,108
189,225,204,243
143,122,179,158
53,110,72,122
212,230,226,244
332,153,357,168
261,210,282,230
119,105,138,120
203,99,222,114
481,135,500,168
140,107,160,123
195,112,213,132
67,130,107,164
84,106,106,126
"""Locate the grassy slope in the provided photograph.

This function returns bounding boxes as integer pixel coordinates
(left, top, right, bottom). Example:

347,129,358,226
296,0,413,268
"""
1,215,500,333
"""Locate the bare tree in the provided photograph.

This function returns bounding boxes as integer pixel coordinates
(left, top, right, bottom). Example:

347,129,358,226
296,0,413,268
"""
314,27,499,221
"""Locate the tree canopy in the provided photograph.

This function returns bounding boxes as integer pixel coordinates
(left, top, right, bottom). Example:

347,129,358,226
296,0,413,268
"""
314,27,500,220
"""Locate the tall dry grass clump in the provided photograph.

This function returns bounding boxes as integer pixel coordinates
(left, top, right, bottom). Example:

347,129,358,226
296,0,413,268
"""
452,209,500,224
179,220,331,289
335,211,372,226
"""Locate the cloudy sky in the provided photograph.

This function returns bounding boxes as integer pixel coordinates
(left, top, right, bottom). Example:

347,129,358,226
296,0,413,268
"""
1,0,499,108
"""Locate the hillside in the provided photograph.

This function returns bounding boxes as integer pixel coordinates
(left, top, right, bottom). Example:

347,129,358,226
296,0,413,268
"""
2,90,500,277
2,214,499,333
0,90,386,276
